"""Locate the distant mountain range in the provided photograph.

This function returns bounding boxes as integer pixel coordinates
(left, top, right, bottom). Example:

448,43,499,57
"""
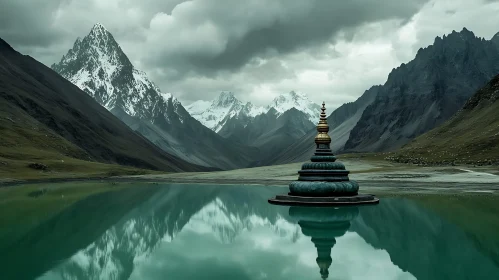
267,28,499,165
186,91,318,163
263,86,379,165
186,91,266,133
187,91,320,133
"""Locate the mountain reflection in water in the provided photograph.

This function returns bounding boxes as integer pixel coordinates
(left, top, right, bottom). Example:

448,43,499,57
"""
1,184,498,280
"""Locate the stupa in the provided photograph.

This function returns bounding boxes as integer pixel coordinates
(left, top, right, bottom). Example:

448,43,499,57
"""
268,102,379,206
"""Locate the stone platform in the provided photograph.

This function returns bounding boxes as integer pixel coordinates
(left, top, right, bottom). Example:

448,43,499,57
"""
268,193,379,206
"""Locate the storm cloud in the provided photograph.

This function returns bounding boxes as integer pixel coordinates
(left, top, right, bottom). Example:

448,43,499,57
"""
0,0,66,47
1,0,499,106
142,0,428,74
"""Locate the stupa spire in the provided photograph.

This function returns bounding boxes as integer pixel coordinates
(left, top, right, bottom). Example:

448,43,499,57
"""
315,102,331,148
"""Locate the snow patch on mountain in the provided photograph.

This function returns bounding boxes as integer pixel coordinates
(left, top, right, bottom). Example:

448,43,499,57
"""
245,102,268,117
187,100,211,115
52,23,181,124
186,92,266,132
268,91,321,124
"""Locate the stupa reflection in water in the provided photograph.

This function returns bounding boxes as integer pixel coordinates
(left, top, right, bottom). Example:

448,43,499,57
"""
269,102,378,205
269,102,378,278
289,206,359,279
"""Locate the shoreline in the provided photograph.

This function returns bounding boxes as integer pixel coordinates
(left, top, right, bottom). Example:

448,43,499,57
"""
2,158,498,190
2,176,499,193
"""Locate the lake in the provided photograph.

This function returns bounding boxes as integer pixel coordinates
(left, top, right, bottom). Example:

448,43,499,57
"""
1,183,499,280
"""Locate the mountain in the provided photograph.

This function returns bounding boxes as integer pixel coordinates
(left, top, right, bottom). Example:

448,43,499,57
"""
246,108,316,165
51,24,258,170
186,91,317,164
266,91,321,123
187,91,320,136
0,37,206,174
389,74,499,165
186,91,266,133
491,31,499,48
260,86,380,165
213,107,314,166
344,27,499,152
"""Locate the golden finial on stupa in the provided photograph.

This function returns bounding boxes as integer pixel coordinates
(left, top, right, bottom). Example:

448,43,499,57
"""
315,101,331,146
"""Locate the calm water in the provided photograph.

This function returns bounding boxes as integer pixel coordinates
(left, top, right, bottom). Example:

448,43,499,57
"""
1,184,499,280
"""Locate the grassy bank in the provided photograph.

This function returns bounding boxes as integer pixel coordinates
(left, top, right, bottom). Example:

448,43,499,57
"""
0,154,156,182
386,98,499,166
0,104,160,182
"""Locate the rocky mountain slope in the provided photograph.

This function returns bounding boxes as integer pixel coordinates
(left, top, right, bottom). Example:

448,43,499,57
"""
245,108,316,166
389,74,499,165
214,107,315,166
0,37,206,174
344,28,499,152
261,86,380,165
491,31,499,48
51,24,258,170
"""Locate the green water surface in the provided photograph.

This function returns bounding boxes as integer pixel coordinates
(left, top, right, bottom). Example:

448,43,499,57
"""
1,183,498,280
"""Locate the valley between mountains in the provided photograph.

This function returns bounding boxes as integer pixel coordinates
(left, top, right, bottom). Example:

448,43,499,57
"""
1,23,499,182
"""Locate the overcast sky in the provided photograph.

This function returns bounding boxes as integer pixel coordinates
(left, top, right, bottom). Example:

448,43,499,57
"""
2,0,499,107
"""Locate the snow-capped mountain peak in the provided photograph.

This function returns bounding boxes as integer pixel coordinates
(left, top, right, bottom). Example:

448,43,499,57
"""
52,23,182,123
242,101,267,117
268,91,321,123
91,22,107,32
214,91,239,107
186,92,266,132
